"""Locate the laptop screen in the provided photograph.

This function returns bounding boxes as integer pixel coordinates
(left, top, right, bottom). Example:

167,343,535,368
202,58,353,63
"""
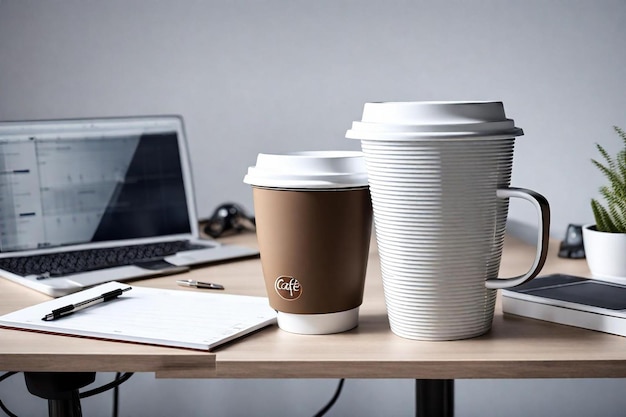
0,119,192,252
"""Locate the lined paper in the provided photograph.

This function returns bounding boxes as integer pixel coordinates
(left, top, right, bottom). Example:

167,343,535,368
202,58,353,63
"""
0,282,277,350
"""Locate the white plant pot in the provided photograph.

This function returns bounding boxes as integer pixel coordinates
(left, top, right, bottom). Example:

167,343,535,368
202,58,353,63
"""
582,224,626,284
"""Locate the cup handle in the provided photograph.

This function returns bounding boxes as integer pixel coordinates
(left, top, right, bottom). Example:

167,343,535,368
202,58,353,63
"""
484,187,551,290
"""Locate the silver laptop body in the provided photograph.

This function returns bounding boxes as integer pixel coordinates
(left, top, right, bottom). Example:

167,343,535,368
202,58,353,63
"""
0,115,257,297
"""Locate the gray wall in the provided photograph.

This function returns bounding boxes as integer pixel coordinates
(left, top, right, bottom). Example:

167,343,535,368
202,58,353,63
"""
1,1,626,416
1,0,625,235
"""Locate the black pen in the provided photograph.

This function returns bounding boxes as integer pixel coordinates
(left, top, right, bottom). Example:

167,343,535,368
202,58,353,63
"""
42,287,132,321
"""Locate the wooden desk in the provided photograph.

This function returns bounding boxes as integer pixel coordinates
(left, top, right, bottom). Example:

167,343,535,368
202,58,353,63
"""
1,233,625,382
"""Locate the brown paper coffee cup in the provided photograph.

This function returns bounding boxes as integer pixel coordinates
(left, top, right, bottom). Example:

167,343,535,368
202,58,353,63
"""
244,151,372,334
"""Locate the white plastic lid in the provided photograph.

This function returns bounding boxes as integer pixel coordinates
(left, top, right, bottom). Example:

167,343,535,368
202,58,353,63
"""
346,101,524,140
243,151,368,189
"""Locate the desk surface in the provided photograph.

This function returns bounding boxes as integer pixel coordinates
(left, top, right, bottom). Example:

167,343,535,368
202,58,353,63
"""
2,233,625,380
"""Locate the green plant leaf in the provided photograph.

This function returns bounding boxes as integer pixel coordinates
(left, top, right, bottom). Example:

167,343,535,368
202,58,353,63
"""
596,143,615,171
591,198,618,232
616,125,626,145
592,157,625,190
602,189,626,232
591,126,626,233
617,151,626,198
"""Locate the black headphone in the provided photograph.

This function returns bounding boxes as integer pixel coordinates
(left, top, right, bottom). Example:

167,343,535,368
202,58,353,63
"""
203,203,256,238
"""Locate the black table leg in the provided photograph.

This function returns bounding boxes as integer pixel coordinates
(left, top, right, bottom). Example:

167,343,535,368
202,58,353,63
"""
24,372,96,417
416,379,454,417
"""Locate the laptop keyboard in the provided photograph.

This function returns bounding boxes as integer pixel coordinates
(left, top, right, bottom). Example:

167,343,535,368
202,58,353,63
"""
0,240,209,278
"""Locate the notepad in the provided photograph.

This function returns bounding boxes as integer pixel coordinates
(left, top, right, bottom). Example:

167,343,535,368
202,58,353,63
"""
0,282,277,350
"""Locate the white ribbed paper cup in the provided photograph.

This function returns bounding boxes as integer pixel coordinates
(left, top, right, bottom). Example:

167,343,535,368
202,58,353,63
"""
346,101,549,341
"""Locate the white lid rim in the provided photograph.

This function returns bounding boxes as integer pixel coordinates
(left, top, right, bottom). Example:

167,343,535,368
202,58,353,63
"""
258,150,364,159
244,178,369,189
243,151,368,189
346,129,524,141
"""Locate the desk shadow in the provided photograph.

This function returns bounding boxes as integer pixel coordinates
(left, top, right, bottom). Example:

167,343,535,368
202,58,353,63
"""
210,324,277,353
344,312,392,336
343,311,615,344
472,313,613,343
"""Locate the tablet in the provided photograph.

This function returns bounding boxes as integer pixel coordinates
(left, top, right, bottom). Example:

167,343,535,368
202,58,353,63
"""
502,274,626,336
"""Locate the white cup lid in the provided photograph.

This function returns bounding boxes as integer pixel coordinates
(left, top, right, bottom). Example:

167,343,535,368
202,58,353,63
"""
243,151,368,189
346,101,524,140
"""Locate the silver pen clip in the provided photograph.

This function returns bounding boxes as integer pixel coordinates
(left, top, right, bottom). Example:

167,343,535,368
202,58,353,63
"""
176,279,224,290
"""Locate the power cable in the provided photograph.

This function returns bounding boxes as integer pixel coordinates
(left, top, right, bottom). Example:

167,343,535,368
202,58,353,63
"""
0,398,18,417
79,372,133,398
0,371,133,417
314,378,345,417
0,372,18,417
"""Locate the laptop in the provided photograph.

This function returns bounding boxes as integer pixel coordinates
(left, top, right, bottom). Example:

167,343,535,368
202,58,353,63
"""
0,115,258,297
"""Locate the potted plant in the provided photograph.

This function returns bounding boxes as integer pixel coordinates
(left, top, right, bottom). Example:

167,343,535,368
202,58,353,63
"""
583,125,626,283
